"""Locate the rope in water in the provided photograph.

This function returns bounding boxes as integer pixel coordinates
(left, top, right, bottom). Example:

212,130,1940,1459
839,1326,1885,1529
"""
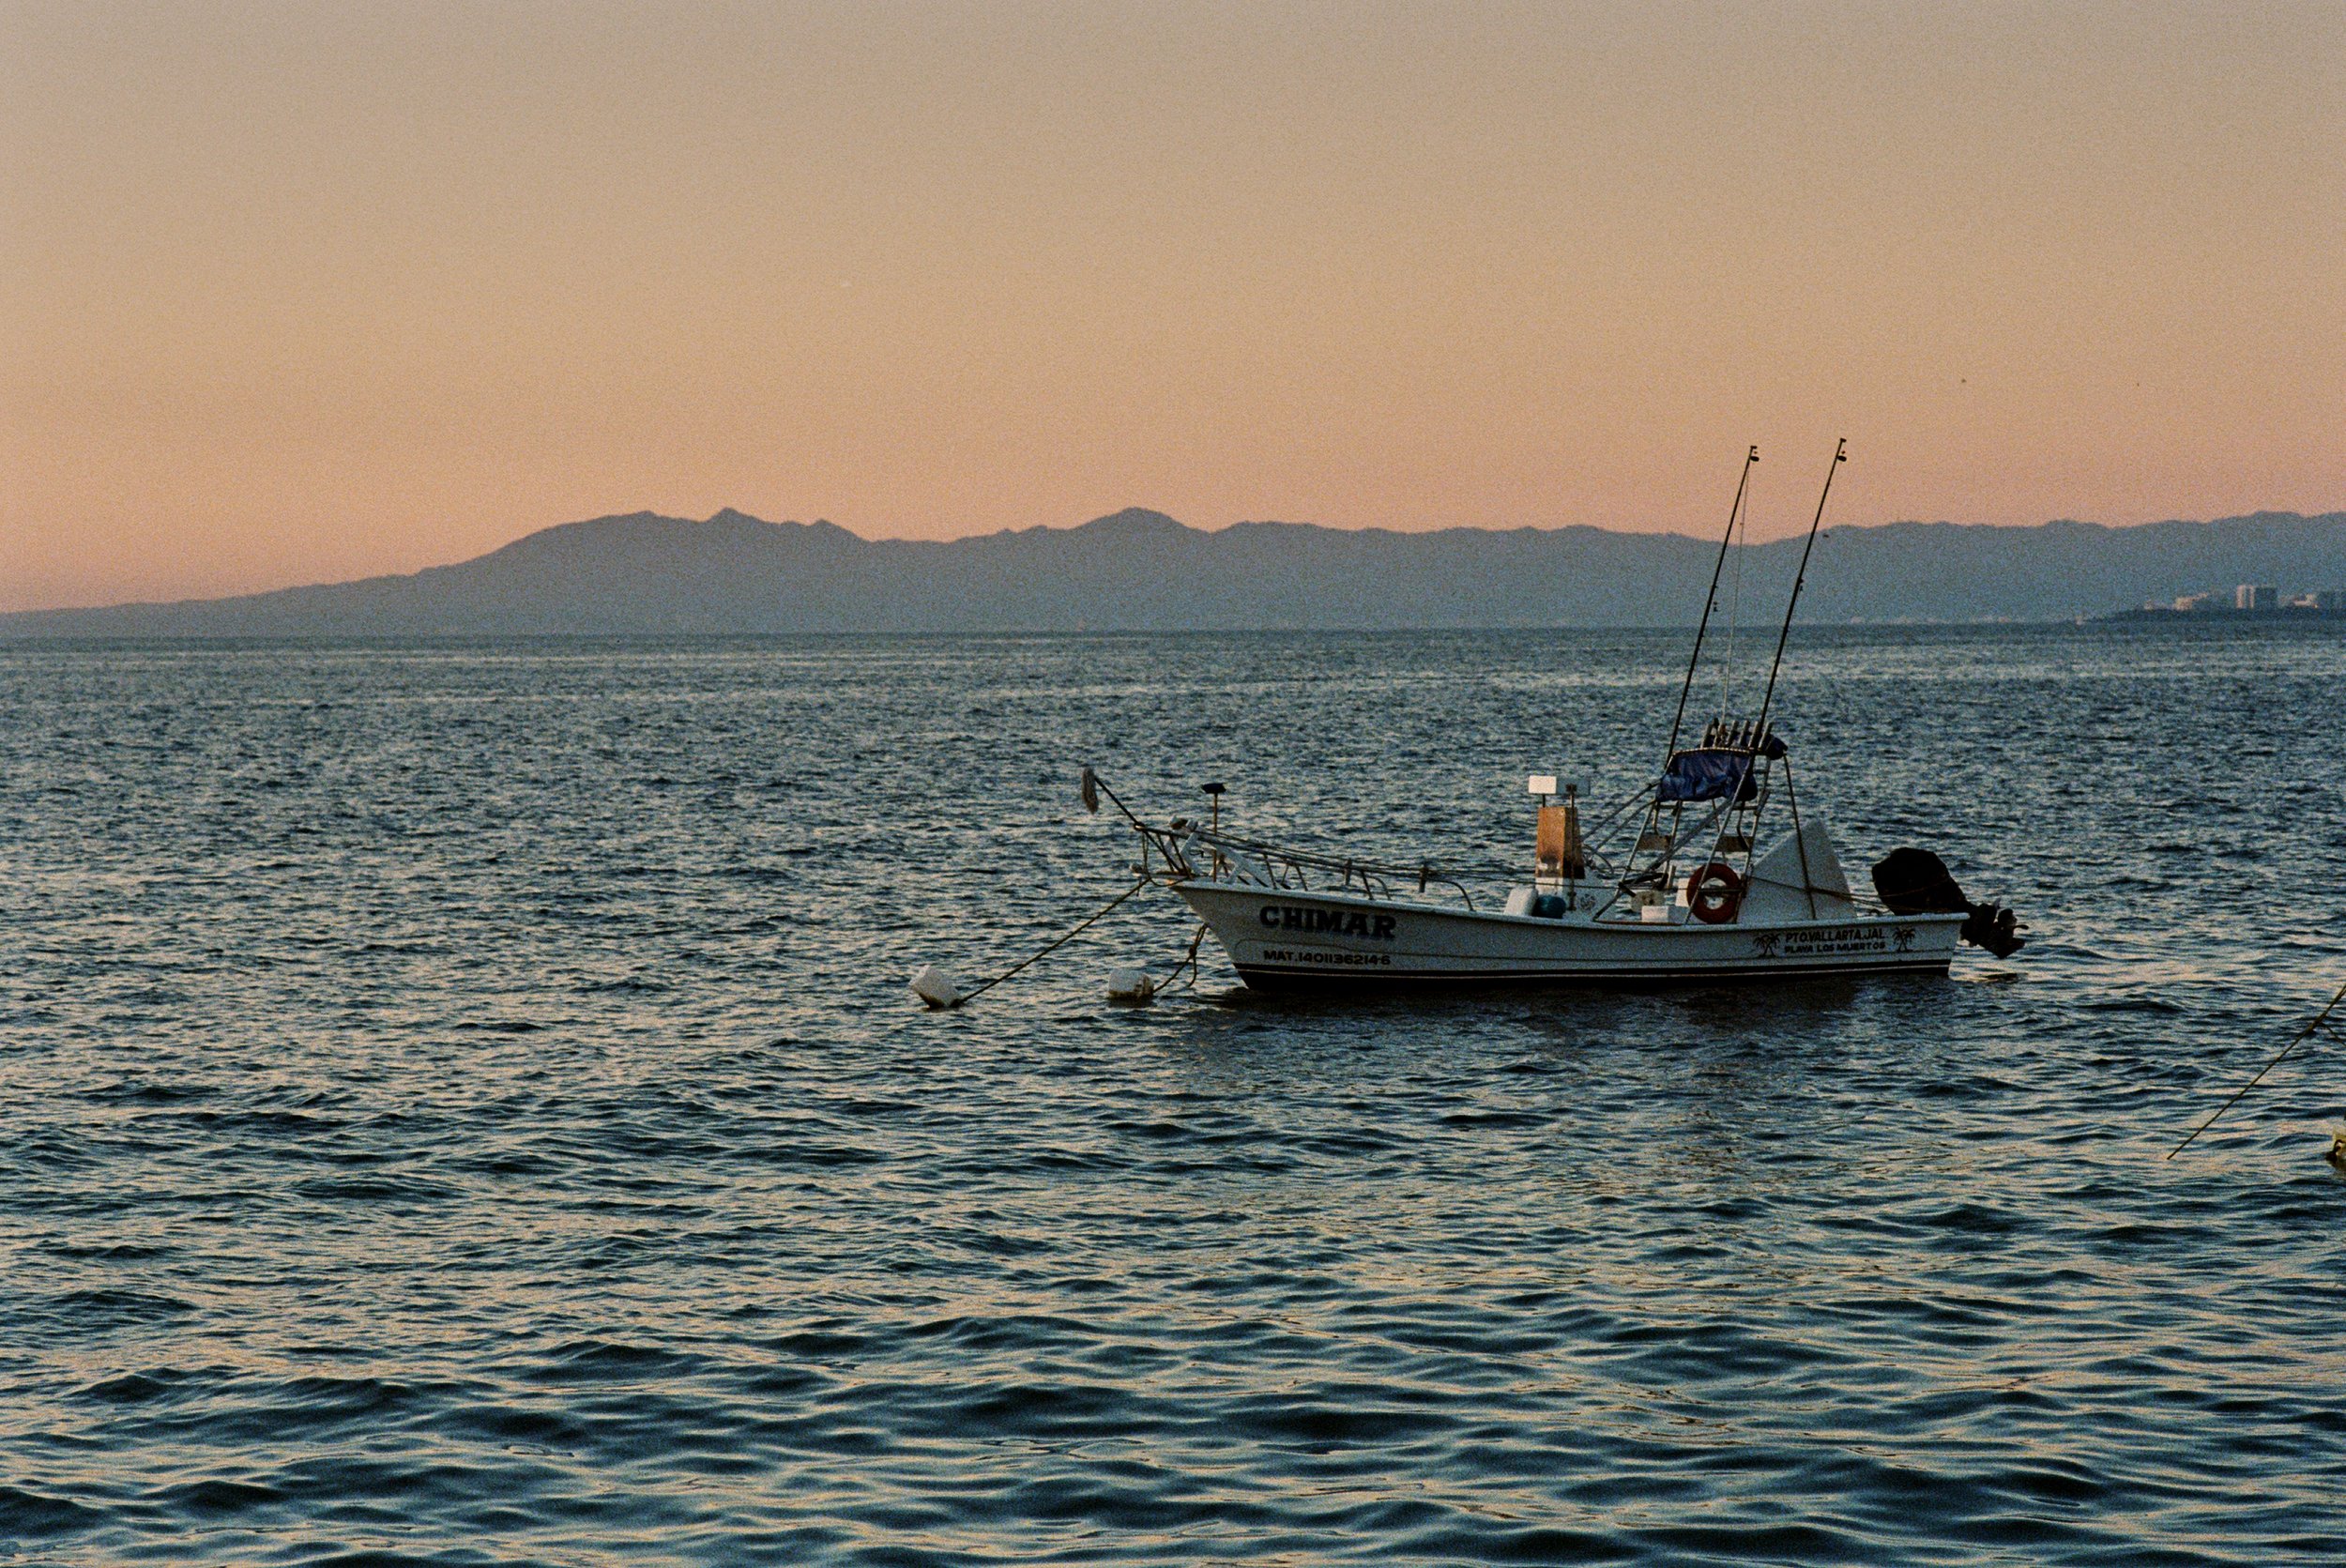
956,876,1151,1004
2167,977,2346,1159
1155,921,1211,996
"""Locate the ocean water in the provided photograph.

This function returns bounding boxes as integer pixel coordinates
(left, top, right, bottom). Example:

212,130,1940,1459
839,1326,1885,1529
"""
2,624,2342,1566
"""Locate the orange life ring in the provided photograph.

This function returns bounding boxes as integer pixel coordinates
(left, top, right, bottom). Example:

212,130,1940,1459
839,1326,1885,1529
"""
1686,861,1744,924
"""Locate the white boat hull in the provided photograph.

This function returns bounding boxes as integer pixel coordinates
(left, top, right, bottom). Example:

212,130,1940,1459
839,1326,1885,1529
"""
1173,882,1965,991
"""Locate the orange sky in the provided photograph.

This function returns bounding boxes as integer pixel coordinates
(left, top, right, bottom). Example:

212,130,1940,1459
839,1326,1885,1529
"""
4,0,2341,612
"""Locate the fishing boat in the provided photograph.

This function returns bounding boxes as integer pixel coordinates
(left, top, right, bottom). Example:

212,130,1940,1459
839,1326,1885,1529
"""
1079,441,2027,994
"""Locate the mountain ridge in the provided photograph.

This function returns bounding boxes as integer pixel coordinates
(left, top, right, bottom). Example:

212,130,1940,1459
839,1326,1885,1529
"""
5,508,2340,635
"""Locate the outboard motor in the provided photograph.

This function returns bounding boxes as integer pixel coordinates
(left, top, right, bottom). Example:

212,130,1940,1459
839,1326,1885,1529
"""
1871,847,2028,959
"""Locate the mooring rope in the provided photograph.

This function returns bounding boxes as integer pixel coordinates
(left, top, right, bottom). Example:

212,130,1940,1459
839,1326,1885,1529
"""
1156,921,1211,996
955,876,1151,1004
2167,978,2346,1159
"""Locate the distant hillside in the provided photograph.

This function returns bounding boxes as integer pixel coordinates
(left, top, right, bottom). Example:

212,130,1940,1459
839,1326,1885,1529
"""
5,507,2341,635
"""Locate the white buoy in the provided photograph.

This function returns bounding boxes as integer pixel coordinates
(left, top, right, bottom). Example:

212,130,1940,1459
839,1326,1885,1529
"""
1105,967,1156,1005
910,964,967,1010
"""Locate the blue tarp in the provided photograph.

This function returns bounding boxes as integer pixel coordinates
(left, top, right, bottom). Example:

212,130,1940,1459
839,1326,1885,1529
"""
1659,747,1758,803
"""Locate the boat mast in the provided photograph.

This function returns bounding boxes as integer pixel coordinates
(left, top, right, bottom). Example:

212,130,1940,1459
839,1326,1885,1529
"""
1664,446,1760,763
1751,438,1845,743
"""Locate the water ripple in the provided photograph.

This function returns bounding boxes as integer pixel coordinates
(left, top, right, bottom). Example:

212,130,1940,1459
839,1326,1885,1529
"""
2,626,2342,1564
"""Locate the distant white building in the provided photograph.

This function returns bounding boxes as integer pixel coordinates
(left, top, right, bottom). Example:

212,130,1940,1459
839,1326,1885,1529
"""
2235,583,2277,611
2174,592,2217,612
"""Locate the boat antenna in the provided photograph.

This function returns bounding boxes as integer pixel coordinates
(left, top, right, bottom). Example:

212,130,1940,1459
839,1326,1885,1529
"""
1752,437,1845,742
1665,445,1760,762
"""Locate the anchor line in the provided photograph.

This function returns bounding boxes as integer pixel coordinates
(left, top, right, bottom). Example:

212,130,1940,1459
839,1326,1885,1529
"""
2166,978,2346,1159
1158,921,1211,996
958,876,1150,1003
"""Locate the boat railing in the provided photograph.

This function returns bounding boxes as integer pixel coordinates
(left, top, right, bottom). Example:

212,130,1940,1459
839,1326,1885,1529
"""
1120,762,1895,921
1132,822,1486,911
1128,809,1904,923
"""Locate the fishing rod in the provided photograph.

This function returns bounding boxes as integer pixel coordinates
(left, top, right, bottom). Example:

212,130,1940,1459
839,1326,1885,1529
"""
1751,437,1845,744
1664,446,1760,764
